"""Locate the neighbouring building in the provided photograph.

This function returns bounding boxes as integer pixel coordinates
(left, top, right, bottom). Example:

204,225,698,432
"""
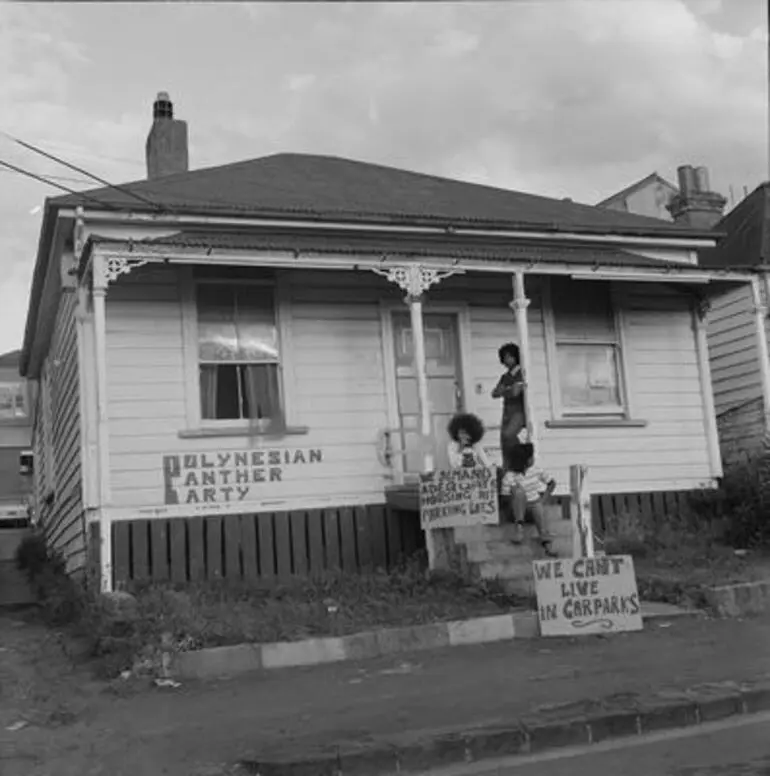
697,183,770,462
0,349,34,523
20,93,756,591
601,166,770,464
597,172,679,222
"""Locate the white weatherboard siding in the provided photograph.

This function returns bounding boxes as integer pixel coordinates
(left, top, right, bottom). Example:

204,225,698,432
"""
707,283,765,461
36,291,84,570
104,267,715,513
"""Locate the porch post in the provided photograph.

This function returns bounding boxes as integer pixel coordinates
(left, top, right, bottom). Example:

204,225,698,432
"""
408,293,434,472
510,271,537,446
692,297,722,479
371,264,462,570
91,254,113,593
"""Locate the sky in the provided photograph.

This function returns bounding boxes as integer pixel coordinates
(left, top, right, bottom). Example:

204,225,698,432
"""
0,0,767,357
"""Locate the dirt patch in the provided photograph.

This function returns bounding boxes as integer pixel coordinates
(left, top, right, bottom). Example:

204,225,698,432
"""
3,612,770,776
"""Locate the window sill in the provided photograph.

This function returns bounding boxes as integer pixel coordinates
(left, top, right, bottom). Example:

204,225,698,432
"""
0,418,31,427
545,418,648,429
178,425,310,440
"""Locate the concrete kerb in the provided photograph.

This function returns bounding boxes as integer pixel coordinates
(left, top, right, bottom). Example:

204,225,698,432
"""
703,579,770,618
237,679,770,776
171,604,701,681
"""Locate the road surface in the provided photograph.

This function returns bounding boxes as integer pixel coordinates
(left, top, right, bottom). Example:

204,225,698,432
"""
426,711,770,776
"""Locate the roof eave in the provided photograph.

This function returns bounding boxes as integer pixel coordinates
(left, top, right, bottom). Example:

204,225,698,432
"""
20,203,64,378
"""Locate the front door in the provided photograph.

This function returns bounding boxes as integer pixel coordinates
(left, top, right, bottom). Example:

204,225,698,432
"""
392,312,463,475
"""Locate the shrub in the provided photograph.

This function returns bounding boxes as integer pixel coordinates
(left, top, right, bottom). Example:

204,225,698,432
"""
14,530,85,626
688,457,770,549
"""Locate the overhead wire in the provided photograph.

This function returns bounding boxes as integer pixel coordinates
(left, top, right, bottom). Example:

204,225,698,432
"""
1,130,170,212
0,157,121,209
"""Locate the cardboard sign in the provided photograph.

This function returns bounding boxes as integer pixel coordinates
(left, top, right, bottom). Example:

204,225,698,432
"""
533,554,643,637
419,466,499,529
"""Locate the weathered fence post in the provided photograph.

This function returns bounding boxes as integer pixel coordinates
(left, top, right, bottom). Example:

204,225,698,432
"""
569,464,595,558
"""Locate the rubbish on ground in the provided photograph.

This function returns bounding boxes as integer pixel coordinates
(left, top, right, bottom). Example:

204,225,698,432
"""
6,720,28,732
154,678,181,688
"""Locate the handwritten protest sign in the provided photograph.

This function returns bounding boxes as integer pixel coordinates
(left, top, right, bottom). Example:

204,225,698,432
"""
419,466,499,529
162,448,323,505
533,554,643,637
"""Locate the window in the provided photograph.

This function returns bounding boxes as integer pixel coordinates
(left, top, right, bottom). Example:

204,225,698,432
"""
549,277,626,415
196,282,284,427
0,381,27,420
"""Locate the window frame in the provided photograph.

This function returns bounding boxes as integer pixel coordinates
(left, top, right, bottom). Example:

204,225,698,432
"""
0,379,29,422
181,268,298,436
543,277,631,421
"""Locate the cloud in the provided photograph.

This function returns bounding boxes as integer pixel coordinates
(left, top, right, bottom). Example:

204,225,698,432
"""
0,0,766,355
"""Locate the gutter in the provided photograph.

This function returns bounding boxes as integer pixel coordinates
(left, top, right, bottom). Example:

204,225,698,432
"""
57,207,720,250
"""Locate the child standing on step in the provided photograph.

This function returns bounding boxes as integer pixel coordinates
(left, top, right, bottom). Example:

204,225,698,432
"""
500,442,557,557
447,413,491,469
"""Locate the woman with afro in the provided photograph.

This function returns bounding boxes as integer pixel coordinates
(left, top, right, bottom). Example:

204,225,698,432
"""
446,412,491,469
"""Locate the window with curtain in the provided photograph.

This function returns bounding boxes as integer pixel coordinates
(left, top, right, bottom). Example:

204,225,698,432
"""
550,277,625,414
196,283,284,426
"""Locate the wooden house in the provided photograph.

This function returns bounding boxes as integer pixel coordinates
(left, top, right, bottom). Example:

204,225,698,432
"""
20,94,754,591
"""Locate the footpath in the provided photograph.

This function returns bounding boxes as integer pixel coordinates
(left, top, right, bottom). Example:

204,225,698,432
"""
2,612,770,776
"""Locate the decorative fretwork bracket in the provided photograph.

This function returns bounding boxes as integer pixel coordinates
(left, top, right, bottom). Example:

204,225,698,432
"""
104,255,152,284
370,264,463,302
92,254,153,290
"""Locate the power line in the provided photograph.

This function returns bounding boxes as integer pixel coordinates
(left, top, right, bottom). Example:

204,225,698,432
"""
0,158,119,210
1,131,169,212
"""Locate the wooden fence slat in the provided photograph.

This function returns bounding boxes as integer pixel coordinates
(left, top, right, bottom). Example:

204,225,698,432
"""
323,509,341,571
257,512,276,577
169,519,188,584
289,511,309,576
150,520,170,581
338,507,358,571
384,506,403,567
401,510,422,557
591,493,613,534
639,492,655,529
306,509,325,574
240,515,259,581
663,491,679,521
354,506,373,570
367,505,388,570
112,522,131,587
223,517,242,581
274,512,293,579
206,516,223,581
132,521,150,581
651,491,666,529
188,517,206,581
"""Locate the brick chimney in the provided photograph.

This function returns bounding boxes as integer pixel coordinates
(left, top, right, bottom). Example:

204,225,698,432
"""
667,165,726,229
145,92,189,180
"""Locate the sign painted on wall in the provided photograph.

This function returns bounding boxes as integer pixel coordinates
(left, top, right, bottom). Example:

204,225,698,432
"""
419,466,499,530
162,448,323,505
533,554,643,637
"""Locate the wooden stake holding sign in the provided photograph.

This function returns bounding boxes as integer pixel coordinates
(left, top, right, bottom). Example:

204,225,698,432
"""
533,464,644,637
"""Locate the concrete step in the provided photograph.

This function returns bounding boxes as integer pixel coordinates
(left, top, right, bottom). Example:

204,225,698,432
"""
463,539,538,563
476,556,536,580
0,560,35,607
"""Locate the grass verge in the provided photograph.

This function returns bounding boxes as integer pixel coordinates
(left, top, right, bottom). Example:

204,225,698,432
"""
14,533,528,679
